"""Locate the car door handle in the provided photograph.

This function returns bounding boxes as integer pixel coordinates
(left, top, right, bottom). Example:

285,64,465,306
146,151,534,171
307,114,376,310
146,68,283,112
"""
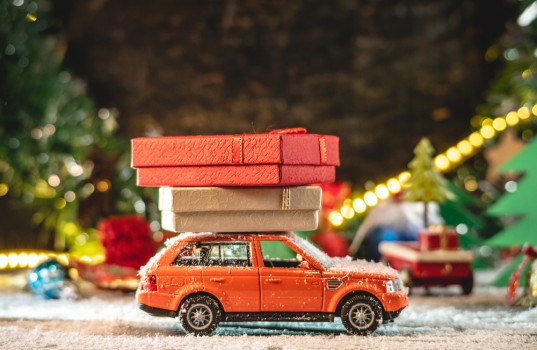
266,278,282,284
209,277,225,283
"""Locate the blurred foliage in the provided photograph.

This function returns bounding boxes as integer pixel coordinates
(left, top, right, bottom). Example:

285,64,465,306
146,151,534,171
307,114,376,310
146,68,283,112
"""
0,0,156,252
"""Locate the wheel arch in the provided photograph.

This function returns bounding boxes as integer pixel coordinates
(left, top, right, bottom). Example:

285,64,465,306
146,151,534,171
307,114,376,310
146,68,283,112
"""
178,291,224,314
335,291,384,316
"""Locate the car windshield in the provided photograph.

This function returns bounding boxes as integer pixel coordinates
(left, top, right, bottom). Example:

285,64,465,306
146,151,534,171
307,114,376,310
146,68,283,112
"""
289,233,332,269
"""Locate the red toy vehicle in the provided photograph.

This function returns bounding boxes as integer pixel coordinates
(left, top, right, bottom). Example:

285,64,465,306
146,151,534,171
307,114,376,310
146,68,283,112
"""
379,227,474,295
137,231,408,335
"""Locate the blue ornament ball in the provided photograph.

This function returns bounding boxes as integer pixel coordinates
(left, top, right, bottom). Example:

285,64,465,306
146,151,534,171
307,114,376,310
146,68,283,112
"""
28,258,73,299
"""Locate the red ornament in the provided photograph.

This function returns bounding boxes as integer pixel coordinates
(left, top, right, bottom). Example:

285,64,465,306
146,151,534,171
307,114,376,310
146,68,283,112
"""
311,231,349,257
98,215,157,270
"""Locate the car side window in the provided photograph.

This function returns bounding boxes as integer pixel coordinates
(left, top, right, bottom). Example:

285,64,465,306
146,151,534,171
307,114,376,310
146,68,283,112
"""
172,242,251,267
172,243,211,266
259,240,302,268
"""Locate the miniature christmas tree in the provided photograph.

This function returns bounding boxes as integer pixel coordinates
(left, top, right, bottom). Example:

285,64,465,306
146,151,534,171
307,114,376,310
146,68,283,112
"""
404,138,450,227
486,137,537,247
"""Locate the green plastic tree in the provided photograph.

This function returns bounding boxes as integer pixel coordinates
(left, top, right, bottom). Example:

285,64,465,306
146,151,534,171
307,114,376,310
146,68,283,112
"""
486,137,537,247
485,136,537,286
404,138,450,227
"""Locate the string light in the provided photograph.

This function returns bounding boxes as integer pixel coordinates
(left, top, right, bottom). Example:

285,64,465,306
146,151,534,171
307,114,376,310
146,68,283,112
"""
0,250,105,271
328,106,537,227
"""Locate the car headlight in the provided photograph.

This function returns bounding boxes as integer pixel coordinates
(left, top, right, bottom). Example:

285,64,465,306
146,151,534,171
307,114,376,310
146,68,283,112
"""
386,278,404,293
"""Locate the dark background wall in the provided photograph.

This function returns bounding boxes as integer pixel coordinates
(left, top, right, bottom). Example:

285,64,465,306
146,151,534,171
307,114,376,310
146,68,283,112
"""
58,0,514,184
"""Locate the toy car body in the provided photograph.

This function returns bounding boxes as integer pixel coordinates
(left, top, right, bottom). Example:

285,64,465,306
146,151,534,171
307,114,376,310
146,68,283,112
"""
379,241,474,294
137,231,408,335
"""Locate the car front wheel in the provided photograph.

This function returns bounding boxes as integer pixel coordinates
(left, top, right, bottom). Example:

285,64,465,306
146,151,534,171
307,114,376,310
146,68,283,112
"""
179,295,222,335
340,294,383,335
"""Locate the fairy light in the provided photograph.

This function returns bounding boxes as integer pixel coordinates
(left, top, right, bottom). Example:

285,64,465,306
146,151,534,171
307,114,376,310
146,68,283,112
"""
0,254,7,269
386,178,401,193
363,191,379,207
434,154,450,171
331,106,535,226
8,253,18,268
532,104,537,116
329,211,344,226
398,171,411,185
505,111,519,126
446,147,462,162
518,106,531,119
17,253,29,268
340,204,355,219
457,140,473,155
492,117,507,131
352,198,367,213
480,125,496,139
375,184,390,200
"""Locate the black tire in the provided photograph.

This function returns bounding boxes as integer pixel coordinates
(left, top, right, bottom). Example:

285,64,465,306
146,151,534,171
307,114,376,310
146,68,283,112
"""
179,295,222,335
461,273,474,295
340,294,383,335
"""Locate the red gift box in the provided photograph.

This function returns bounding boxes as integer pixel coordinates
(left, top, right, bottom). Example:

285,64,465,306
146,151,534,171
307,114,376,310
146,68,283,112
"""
136,164,335,187
418,226,459,251
131,128,339,187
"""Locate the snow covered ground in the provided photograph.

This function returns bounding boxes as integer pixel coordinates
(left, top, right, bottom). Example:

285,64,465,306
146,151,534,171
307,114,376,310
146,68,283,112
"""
1,271,536,350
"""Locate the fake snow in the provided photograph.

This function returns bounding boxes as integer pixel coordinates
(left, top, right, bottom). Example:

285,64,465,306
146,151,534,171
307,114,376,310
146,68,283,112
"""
1,270,537,349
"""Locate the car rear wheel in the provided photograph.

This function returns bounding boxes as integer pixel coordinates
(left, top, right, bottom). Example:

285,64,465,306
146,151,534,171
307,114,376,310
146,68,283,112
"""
340,294,383,335
179,295,222,335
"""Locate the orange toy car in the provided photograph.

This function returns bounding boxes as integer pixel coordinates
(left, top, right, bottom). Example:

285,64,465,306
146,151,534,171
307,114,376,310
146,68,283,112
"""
137,232,408,335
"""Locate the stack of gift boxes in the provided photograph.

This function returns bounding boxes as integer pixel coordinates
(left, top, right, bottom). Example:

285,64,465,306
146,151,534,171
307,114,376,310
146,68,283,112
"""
131,128,339,234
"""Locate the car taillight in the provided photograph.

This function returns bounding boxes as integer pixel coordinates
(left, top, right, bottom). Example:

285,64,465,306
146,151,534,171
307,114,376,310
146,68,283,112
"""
142,275,157,291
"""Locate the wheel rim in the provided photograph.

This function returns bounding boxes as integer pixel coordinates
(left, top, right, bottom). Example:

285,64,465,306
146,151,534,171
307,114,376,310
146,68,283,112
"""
348,303,374,329
186,303,213,330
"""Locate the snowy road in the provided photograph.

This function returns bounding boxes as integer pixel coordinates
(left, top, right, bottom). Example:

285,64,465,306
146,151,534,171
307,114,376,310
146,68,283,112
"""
1,279,536,349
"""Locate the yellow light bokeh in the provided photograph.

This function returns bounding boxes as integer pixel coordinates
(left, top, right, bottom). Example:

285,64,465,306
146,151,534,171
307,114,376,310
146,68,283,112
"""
434,154,450,171
57,254,69,266
340,205,355,219
352,198,367,213
469,132,484,147
17,253,28,268
96,180,111,192
505,111,519,126
387,178,401,193
62,222,78,236
532,104,537,117
55,198,66,209
26,13,37,22
492,117,507,131
457,140,473,155
0,183,8,197
0,254,8,269
398,171,411,185
480,125,495,139
464,178,478,192
28,253,39,268
375,184,390,200
446,147,462,162
364,191,378,207
481,118,493,126
518,106,530,120
329,211,344,227
8,253,18,268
